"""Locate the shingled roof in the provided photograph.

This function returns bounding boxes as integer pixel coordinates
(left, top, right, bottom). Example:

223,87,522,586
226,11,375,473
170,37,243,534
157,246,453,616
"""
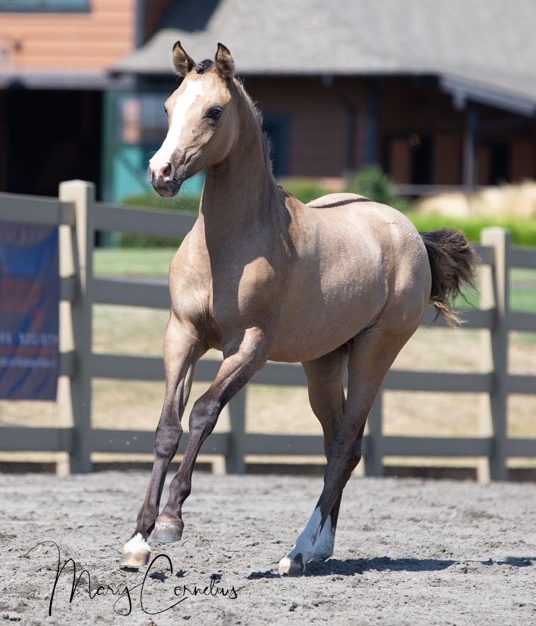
113,0,536,115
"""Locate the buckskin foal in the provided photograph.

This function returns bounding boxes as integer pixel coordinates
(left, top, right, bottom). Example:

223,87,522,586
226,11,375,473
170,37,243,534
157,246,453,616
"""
121,43,475,575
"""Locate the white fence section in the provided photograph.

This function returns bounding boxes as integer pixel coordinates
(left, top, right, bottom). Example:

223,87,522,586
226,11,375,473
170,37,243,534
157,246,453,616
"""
1,180,535,480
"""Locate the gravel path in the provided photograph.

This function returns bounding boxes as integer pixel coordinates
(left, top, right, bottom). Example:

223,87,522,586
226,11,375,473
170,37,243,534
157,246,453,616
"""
1,471,535,625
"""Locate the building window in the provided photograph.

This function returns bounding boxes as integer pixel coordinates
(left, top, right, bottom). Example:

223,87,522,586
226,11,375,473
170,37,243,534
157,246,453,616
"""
0,0,89,11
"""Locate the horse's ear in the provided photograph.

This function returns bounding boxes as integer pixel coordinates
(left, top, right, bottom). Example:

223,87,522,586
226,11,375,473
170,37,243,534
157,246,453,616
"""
215,42,235,78
172,41,195,76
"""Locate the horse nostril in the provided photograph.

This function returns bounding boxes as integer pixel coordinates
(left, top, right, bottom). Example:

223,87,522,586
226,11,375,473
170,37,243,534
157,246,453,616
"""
162,163,173,179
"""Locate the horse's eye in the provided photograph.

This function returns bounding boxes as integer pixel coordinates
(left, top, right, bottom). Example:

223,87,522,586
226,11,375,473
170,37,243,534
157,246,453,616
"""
163,105,168,117
206,106,223,121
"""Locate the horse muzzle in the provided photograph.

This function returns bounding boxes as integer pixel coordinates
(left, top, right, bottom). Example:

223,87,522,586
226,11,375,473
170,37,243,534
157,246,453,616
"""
148,162,183,198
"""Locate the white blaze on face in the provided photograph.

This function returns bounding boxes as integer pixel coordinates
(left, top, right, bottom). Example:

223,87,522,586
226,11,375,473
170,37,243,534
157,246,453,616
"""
150,80,206,173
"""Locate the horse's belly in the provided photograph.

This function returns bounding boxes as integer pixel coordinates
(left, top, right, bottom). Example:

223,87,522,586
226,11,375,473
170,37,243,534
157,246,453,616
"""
269,275,386,362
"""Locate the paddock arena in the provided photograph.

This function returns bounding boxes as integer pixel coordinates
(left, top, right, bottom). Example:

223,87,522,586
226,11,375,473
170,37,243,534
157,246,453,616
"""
1,471,534,625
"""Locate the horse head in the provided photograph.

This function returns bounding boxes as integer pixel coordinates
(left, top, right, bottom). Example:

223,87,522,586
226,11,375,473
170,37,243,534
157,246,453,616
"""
148,42,238,197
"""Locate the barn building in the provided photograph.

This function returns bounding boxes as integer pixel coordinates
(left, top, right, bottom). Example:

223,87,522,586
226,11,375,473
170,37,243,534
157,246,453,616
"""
1,0,536,201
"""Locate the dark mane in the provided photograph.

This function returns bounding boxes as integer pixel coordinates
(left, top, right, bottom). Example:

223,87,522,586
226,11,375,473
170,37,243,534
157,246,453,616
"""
196,59,214,74
234,79,275,179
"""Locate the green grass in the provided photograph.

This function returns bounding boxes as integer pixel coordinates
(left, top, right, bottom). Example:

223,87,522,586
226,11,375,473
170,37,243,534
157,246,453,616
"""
406,211,536,247
509,269,536,313
94,247,175,276
512,288,536,313
454,268,536,313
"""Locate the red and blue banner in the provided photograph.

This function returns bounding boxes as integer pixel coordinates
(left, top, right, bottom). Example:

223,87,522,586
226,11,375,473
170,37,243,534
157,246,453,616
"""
0,222,60,400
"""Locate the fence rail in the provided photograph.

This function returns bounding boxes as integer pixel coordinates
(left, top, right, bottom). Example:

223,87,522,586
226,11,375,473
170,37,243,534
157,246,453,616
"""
1,180,535,481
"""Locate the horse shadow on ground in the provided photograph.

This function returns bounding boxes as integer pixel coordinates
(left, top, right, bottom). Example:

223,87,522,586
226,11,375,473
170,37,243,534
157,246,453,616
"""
247,555,535,579
248,557,455,579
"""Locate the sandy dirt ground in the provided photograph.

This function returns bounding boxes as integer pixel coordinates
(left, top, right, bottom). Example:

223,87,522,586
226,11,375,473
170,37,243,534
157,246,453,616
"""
1,471,535,626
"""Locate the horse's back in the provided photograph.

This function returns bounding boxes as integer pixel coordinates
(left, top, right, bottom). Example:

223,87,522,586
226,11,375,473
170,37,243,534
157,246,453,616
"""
301,192,422,259
307,192,369,208
305,192,419,247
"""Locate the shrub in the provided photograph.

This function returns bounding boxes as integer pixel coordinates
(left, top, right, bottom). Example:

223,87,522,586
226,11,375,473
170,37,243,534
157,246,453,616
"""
345,166,409,212
406,211,536,247
117,192,200,247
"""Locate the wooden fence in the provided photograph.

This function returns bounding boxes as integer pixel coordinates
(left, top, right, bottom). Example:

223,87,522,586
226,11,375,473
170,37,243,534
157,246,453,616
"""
0,180,535,480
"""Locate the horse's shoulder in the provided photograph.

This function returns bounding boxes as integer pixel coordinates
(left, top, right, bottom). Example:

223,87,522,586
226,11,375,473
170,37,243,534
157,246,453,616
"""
307,193,369,209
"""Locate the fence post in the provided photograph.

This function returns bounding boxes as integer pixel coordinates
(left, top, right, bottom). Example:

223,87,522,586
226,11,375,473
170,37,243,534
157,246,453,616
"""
364,389,384,476
59,180,95,473
56,218,74,476
225,388,247,474
478,227,510,482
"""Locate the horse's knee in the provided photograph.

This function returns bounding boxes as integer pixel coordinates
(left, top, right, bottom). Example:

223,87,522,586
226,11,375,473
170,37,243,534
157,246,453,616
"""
154,422,183,459
189,395,221,436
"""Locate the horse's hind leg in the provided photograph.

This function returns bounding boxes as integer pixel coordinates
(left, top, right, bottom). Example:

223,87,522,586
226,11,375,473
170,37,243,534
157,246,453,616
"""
279,326,416,575
301,345,348,561
121,316,204,568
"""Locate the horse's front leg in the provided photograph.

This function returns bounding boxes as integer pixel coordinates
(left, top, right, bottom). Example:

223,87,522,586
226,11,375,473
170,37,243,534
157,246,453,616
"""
121,317,205,568
152,327,268,544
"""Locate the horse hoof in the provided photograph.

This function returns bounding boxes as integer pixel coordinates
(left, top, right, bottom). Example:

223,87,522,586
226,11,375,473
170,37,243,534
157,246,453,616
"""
278,554,305,576
152,517,184,543
120,533,151,569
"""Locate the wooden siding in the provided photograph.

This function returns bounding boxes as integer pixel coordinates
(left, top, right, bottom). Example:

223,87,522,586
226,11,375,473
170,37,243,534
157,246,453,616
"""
0,0,136,71
511,139,536,181
245,76,536,183
380,80,464,185
143,0,174,43
434,133,462,184
380,79,536,185
247,77,367,177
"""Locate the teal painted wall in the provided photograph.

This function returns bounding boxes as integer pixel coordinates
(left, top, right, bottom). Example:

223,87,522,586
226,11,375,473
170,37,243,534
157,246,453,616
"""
102,89,204,204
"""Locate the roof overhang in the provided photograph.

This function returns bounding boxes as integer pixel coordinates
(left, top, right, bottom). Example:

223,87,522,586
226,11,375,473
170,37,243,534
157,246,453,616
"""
110,31,536,119
440,74,536,117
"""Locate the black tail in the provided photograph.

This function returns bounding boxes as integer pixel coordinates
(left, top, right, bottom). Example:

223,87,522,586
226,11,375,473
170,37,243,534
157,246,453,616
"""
421,229,477,327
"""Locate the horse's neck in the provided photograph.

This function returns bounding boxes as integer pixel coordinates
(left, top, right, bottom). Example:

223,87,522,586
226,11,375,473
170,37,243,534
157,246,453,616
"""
199,97,280,245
